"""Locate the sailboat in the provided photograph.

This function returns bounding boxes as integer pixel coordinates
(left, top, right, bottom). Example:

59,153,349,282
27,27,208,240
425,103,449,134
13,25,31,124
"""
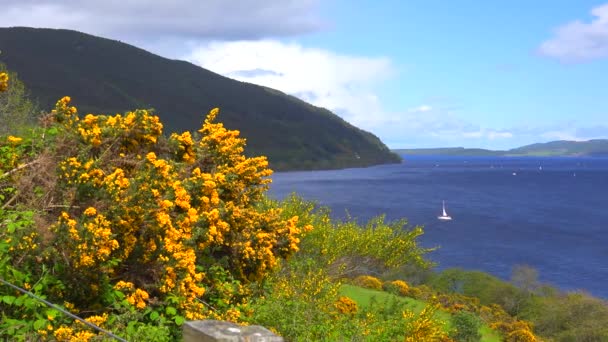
438,200,452,221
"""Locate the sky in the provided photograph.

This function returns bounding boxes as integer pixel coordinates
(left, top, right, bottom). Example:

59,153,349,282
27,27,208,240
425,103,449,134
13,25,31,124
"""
2,0,608,149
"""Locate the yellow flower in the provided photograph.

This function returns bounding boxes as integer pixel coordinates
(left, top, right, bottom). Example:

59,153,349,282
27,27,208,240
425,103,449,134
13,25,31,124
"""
83,207,97,216
54,326,74,340
126,288,149,309
7,135,22,145
114,280,134,291
85,313,108,327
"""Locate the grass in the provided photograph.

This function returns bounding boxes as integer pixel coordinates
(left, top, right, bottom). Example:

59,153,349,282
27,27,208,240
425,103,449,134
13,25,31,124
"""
340,284,502,342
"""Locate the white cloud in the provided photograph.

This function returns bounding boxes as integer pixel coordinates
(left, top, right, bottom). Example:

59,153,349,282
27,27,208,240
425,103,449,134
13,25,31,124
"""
488,130,514,139
1,0,324,42
505,124,608,144
540,131,584,141
184,41,522,148
462,130,513,140
409,105,432,113
184,40,393,127
539,3,608,62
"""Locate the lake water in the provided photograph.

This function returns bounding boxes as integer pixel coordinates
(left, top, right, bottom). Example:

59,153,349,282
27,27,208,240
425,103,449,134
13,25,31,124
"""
268,156,608,298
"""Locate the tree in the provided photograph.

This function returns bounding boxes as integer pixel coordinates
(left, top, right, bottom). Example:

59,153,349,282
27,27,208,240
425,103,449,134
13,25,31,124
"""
511,265,540,294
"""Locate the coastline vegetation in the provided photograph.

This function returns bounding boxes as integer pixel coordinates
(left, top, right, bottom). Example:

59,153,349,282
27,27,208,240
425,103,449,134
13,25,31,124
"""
1,66,607,341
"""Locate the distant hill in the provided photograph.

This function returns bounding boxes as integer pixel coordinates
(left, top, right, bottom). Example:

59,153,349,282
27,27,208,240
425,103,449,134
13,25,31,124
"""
393,147,499,156
508,139,608,156
0,27,400,171
394,139,608,157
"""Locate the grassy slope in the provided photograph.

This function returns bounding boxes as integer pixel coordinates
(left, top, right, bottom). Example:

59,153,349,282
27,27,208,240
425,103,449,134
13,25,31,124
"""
340,284,501,342
0,27,401,171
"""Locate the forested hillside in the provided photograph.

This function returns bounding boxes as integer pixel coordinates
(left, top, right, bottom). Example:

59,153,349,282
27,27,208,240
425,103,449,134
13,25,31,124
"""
0,27,400,170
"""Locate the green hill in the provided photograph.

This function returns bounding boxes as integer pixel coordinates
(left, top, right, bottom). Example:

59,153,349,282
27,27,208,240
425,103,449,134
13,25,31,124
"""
0,27,400,171
394,139,608,157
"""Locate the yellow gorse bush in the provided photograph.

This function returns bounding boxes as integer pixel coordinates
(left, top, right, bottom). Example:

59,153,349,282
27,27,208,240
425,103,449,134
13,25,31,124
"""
335,296,358,314
353,275,383,290
403,303,449,342
1,95,305,336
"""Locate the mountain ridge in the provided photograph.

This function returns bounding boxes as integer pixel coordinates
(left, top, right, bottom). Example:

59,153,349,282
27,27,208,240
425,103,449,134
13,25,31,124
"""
394,139,608,156
0,26,401,170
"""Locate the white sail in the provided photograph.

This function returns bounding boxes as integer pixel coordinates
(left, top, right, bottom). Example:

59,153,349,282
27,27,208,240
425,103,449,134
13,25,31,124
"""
438,200,452,220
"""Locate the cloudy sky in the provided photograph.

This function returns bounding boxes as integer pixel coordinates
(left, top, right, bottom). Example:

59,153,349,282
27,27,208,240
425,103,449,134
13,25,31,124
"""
2,0,608,149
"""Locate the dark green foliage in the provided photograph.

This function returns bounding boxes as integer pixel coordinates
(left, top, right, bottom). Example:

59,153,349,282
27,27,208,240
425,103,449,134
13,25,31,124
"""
0,27,401,170
450,311,482,342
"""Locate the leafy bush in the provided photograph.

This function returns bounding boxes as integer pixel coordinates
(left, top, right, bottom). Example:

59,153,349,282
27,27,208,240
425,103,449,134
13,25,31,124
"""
246,196,440,340
450,311,481,342
0,65,38,135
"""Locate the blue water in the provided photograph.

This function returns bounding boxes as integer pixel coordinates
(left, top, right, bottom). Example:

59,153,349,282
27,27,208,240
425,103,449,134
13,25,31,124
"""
268,156,608,298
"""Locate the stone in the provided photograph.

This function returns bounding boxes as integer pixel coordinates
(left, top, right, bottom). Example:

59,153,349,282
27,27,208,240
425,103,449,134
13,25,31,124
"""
183,320,284,342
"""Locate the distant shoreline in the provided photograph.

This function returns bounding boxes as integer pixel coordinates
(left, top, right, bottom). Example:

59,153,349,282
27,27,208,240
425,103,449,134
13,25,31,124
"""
392,139,608,157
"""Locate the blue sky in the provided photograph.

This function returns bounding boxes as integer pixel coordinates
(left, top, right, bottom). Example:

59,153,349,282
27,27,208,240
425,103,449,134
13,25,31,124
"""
299,0,608,148
3,0,608,149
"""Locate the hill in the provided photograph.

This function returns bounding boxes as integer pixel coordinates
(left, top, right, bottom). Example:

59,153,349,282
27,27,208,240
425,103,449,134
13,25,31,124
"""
394,139,608,157
393,147,499,156
508,139,608,156
0,27,400,171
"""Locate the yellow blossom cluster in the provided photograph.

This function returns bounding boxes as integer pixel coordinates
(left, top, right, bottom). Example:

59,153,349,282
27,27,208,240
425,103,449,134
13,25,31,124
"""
34,100,305,321
7,135,22,145
51,96,79,126
403,303,448,342
53,325,97,342
170,131,196,163
126,288,150,309
85,313,108,327
335,296,358,314
386,279,410,296
0,72,7,92
53,211,119,268
353,275,383,290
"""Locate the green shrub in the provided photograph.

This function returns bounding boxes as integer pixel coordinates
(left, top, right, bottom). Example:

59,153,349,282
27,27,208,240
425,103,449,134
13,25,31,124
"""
450,311,481,342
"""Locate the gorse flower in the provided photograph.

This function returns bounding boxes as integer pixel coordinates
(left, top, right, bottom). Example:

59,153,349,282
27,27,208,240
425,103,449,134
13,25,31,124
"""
7,135,22,145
